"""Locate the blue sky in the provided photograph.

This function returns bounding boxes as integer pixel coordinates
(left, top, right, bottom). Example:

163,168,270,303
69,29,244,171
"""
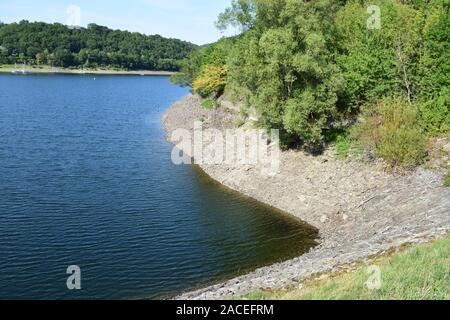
0,0,238,45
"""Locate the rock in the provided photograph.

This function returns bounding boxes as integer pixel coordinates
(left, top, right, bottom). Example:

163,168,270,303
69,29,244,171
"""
443,143,450,153
163,94,450,300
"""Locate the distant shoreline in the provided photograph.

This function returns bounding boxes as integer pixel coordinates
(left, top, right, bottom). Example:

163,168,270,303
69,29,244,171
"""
0,65,176,76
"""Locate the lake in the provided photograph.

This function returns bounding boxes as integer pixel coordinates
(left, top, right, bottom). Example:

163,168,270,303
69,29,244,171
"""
0,74,318,299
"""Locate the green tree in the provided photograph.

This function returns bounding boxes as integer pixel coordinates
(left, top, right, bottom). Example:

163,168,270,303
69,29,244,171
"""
222,0,346,149
0,20,197,71
416,0,450,134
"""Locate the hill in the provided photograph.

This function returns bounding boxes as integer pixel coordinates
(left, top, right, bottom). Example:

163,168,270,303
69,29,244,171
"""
0,20,198,71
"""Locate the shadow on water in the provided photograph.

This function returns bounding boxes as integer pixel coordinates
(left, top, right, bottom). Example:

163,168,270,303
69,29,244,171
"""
157,165,320,299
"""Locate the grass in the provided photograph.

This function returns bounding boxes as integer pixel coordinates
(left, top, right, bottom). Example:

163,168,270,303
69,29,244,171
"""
444,170,450,187
237,236,450,300
325,127,361,159
334,134,353,158
201,98,216,110
234,117,246,128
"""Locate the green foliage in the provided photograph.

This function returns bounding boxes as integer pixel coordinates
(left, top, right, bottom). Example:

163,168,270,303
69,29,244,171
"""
334,134,352,159
0,21,197,70
224,0,345,149
192,65,228,98
418,88,450,135
201,98,216,110
416,1,450,134
336,0,450,135
336,1,401,108
172,37,235,86
358,98,427,169
325,126,361,159
444,170,450,187
175,0,449,167
216,0,256,31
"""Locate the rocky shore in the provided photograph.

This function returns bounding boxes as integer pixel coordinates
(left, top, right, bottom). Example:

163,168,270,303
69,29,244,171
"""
162,94,450,300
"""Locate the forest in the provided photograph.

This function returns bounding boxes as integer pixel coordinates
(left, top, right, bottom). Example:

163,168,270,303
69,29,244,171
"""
173,0,449,169
0,20,197,71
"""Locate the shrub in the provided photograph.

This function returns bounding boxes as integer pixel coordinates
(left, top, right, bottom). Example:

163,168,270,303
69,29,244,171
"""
358,98,427,169
192,65,227,98
201,98,215,110
418,88,450,135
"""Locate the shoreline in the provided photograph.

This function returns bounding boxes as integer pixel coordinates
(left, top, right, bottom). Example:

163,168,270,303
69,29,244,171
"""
0,65,176,76
162,94,450,300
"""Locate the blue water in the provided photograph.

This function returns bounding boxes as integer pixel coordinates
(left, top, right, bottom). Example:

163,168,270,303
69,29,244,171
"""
0,74,317,299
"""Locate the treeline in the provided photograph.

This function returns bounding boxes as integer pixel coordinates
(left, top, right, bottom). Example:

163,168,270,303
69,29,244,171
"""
0,20,198,71
174,0,449,168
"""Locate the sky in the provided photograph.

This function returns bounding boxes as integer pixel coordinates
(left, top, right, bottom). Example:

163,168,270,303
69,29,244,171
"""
0,0,239,45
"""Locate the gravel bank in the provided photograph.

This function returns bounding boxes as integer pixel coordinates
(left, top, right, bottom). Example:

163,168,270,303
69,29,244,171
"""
162,94,450,300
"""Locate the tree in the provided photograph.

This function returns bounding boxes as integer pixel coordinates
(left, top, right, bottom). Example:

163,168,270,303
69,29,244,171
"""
192,65,228,98
416,0,450,134
221,0,345,149
35,52,42,65
175,0,449,152
54,48,74,67
0,20,197,71
216,0,256,31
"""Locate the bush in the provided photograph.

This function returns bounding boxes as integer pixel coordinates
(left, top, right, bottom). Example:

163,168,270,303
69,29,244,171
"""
201,98,215,110
358,98,427,169
192,65,228,98
418,88,450,135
